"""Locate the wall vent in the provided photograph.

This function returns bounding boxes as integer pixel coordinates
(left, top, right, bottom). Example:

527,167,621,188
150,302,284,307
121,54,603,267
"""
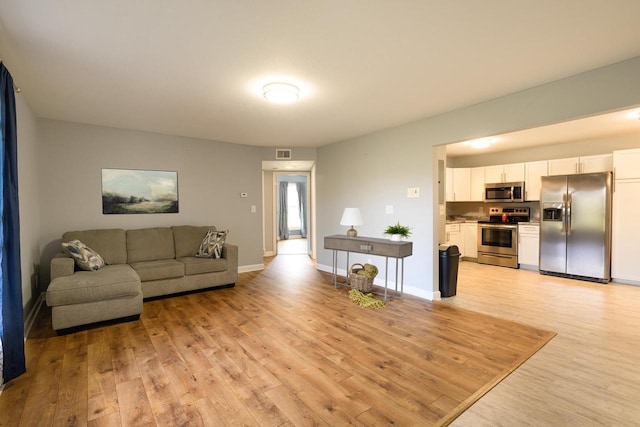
275,149,292,160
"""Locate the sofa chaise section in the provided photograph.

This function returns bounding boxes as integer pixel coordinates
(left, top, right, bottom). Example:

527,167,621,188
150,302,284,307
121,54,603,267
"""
47,229,143,331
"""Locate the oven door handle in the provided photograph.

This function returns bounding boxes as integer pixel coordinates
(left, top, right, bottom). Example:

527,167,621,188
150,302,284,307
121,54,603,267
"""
479,223,517,230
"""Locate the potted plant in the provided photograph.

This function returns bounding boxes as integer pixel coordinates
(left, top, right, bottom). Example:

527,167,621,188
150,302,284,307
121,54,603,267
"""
383,222,411,241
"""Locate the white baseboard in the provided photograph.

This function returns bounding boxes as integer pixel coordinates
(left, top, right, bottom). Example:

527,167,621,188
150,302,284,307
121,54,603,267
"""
316,263,440,301
239,264,265,273
263,251,276,257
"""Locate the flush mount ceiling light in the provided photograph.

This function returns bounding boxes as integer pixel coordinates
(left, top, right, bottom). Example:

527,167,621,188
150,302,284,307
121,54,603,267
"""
464,137,495,149
263,82,299,104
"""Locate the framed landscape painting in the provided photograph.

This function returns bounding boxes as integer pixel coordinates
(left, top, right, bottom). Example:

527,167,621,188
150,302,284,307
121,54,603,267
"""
102,168,179,214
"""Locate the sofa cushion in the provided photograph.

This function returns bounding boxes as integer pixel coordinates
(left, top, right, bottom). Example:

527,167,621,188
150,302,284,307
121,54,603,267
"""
127,227,175,263
61,239,106,271
129,259,185,282
195,230,228,259
178,257,228,275
62,229,127,265
46,264,140,306
172,225,216,258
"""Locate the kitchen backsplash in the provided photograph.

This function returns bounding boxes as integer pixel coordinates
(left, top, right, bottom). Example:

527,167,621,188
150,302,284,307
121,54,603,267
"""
447,201,540,222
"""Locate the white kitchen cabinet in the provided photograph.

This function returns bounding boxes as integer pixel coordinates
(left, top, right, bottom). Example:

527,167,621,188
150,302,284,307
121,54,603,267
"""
548,154,612,175
446,168,471,201
445,168,454,201
470,167,485,201
612,148,640,283
484,165,504,183
461,223,478,259
613,148,640,180
453,168,471,201
525,160,548,201
581,154,612,173
548,157,579,175
518,223,539,269
612,179,640,282
445,223,464,256
484,163,524,183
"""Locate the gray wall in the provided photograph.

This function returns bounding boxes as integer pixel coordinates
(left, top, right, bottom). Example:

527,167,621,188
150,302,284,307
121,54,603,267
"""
316,56,640,299
37,119,265,284
16,92,41,314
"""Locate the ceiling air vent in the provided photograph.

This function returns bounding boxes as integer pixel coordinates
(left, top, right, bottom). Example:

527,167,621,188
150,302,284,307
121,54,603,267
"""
275,149,292,160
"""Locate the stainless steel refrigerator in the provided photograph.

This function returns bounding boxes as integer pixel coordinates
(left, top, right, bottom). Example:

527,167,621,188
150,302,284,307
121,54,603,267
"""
539,172,612,283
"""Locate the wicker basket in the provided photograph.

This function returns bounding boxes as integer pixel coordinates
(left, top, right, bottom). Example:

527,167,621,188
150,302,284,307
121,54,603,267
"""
349,263,374,292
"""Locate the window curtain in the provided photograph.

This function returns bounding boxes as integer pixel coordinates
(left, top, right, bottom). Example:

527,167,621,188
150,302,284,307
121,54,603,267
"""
278,181,289,240
296,182,307,238
0,62,25,384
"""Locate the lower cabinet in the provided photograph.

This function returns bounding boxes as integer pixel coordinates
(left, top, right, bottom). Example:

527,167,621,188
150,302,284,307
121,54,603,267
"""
445,223,464,256
445,223,478,260
461,223,477,259
518,223,539,269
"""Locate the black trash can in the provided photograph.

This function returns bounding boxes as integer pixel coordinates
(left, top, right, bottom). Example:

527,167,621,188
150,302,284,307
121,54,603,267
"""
439,244,461,297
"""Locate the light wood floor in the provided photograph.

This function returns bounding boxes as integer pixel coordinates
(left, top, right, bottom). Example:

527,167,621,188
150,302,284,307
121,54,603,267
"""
0,255,554,426
446,261,640,426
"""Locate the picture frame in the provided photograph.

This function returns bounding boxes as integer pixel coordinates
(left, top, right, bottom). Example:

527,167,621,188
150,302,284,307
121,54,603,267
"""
101,168,179,214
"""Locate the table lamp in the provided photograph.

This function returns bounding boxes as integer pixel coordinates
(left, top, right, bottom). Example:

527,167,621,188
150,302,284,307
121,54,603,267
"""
340,208,363,237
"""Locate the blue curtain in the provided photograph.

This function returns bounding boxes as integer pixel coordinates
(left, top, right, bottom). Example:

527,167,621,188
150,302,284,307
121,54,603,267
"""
278,182,289,240
0,62,25,384
296,182,307,238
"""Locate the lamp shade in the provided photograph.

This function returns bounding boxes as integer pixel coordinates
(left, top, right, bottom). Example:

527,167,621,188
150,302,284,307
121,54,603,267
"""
340,208,363,226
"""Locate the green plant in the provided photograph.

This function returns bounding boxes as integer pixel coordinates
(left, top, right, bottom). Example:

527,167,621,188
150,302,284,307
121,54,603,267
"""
383,222,411,237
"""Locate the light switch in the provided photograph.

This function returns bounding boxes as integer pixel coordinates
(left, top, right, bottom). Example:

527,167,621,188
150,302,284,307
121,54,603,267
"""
407,187,420,198
385,205,394,214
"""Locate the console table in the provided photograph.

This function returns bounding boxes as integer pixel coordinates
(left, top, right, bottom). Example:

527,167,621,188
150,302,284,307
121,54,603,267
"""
324,235,413,300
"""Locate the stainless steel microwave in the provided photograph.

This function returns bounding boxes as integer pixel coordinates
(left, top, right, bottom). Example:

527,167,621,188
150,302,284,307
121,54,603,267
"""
484,182,525,203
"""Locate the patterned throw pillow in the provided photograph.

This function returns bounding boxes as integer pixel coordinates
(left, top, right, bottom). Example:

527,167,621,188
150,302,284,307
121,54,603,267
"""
195,230,229,259
61,239,106,271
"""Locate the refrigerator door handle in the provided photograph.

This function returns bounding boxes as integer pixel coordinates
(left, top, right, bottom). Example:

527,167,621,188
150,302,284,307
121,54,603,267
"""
562,193,567,234
567,192,572,235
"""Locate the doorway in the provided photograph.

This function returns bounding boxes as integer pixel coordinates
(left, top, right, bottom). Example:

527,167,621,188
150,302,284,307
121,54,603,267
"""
276,174,309,255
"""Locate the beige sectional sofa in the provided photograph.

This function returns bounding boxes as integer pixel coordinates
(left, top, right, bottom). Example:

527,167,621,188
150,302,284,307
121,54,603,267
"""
46,225,238,331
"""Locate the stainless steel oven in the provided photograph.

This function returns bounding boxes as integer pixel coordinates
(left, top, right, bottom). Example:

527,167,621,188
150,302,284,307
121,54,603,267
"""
477,206,529,269
477,223,519,268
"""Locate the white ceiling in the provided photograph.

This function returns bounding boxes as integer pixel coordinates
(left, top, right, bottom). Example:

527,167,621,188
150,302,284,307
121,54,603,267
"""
1,1,640,148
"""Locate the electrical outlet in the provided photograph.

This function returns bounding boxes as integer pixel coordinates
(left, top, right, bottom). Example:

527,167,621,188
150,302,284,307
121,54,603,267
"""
385,205,394,214
478,206,484,213
250,205,256,213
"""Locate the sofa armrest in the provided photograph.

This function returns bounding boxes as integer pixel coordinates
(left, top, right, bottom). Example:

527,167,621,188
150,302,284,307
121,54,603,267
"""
222,243,238,271
51,253,75,280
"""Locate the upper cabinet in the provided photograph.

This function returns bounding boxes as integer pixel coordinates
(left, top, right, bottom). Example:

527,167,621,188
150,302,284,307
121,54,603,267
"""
445,168,454,201
446,167,470,201
613,148,640,180
524,161,548,201
448,153,613,202
484,163,524,183
470,167,485,201
548,154,612,176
